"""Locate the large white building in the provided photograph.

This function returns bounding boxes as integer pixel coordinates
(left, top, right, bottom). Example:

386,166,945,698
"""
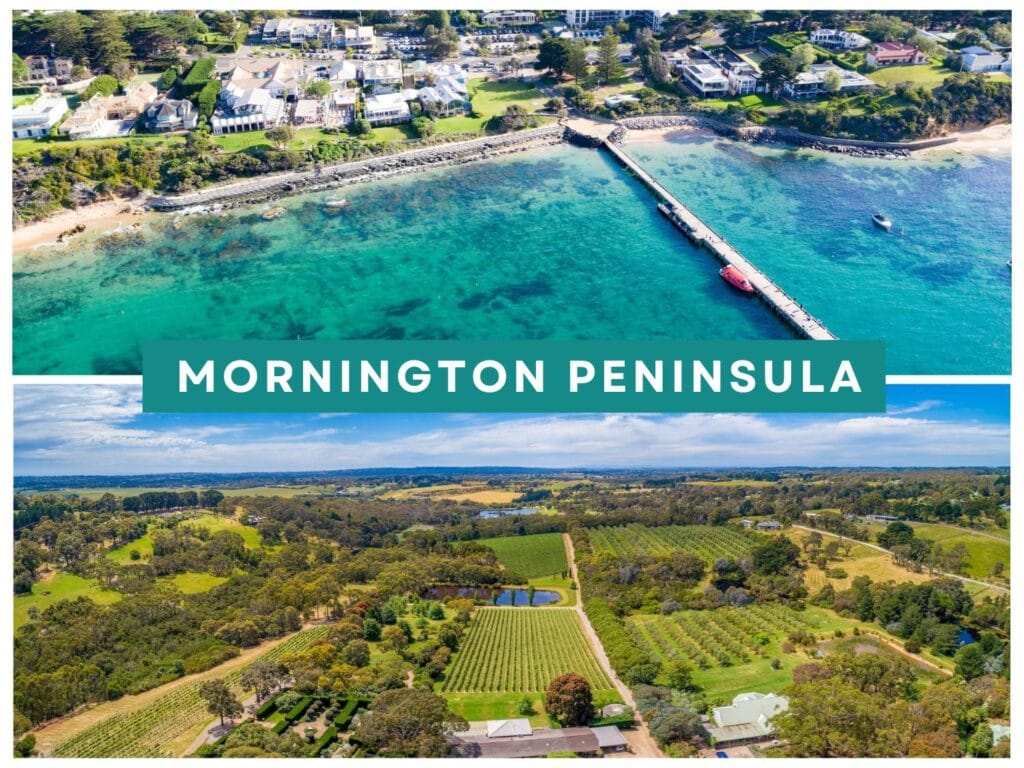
12,95,69,138
564,9,671,33
364,92,411,125
681,61,729,97
481,11,537,26
706,692,789,747
783,62,875,98
960,49,1012,73
810,28,871,50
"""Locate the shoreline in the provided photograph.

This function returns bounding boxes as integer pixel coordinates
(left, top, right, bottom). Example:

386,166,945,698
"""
624,121,1012,158
12,120,1011,253
13,197,150,253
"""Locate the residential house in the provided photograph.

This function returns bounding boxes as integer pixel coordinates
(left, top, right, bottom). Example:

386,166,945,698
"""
292,98,323,125
60,81,157,139
22,55,77,84
711,49,763,95
418,74,470,116
12,95,69,138
662,49,691,73
361,59,404,89
960,49,1011,73
810,28,870,50
328,59,359,87
363,92,411,125
783,63,874,98
604,93,640,109
223,58,302,100
345,26,377,50
481,11,537,26
261,17,336,46
866,41,927,67
139,98,198,132
486,719,532,738
210,85,285,134
755,520,782,530
705,692,789,747
326,91,357,127
682,61,729,98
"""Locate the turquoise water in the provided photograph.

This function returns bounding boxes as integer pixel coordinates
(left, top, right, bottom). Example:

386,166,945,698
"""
13,145,789,375
13,139,1010,374
624,135,1011,374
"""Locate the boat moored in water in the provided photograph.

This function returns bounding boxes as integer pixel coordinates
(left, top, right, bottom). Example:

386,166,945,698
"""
261,206,287,220
324,198,350,209
720,264,754,293
872,212,893,230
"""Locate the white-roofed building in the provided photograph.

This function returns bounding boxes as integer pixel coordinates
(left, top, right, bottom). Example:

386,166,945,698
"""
481,11,537,26
682,61,729,97
486,719,533,738
345,25,376,50
224,58,302,99
960,50,1011,73
783,62,875,98
364,91,411,125
328,59,359,86
419,74,470,115
810,28,871,50
706,692,788,747
361,58,404,88
12,95,69,138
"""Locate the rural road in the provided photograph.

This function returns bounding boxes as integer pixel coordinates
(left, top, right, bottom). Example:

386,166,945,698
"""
791,525,1009,595
562,534,664,758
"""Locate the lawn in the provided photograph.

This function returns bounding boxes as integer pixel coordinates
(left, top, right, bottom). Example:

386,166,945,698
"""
479,532,568,579
859,520,1010,581
161,571,230,594
107,512,262,564
14,91,38,106
867,62,955,88
12,132,184,158
15,571,122,629
468,77,546,118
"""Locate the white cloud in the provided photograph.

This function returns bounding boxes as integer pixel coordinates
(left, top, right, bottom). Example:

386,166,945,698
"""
13,385,1009,476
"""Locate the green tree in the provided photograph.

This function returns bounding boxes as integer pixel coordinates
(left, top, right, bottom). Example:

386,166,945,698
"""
198,679,243,727
864,13,909,42
265,124,295,149
758,54,797,94
157,67,178,91
354,689,468,757
953,643,986,680
410,116,435,138
662,658,693,691
88,11,133,72
596,27,624,83
566,41,589,82
538,37,572,77
304,78,331,98
545,672,594,727
351,118,371,136
823,68,842,95
81,74,119,100
47,11,88,62
363,617,383,642
12,54,28,83
342,639,371,667
239,660,287,702
967,722,993,757
789,43,816,72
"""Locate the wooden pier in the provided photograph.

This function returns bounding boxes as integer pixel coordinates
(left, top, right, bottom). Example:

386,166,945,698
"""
600,138,836,341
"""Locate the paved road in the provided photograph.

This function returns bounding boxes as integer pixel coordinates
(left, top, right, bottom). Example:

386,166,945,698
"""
791,525,1008,595
562,534,664,758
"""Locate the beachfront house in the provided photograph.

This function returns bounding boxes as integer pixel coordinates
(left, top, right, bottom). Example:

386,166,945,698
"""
139,98,198,133
210,85,285,134
59,81,157,139
361,59,404,89
960,49,1011,73
292,98,323,126
662,49,691,73
364,92,411,125
326,91,357,127
706,692,789,747
418,74,470,116
866,41,928,67
711,49,764,95
682,61,729,98
810,28,871,50
481,11,537,26
783,62,875,98
12,95,69,138
223,58,302,100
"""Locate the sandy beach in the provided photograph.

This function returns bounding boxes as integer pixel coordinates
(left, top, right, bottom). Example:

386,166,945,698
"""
13,197,150,252
625,121,1013,157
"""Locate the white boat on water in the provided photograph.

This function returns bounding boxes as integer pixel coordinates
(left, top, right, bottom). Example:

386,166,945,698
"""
324,198,349,209
871,212,893,231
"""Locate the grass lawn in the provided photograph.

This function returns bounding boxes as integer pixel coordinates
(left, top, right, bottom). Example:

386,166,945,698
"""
432,114,487,134
14,92,38,106
107,512,262,564
12,132,184,158
859,520,1010,581
468,77,546,118
366,124,415,142
479,532,568,579
15,571,122,629
867,62,955,88
161,571,230,594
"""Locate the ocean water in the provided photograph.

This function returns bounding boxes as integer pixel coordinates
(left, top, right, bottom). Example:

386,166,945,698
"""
12,145,790,375
13,138,1010,374
624,135,1011,374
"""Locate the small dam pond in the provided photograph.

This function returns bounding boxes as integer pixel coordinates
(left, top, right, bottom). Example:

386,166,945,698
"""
426,585,561,606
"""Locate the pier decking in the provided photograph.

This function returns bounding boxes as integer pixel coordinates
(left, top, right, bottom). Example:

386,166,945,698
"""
599,134,836,341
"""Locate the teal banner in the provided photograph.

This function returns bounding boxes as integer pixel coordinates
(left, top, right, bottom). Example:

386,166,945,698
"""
142,340,885,413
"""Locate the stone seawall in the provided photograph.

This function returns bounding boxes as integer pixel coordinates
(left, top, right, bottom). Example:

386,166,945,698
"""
616,114,958,158
148,125,566,211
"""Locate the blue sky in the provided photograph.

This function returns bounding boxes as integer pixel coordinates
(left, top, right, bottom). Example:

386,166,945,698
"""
13,384,1009,476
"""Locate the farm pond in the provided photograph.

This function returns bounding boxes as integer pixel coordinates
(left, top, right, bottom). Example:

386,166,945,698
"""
425,585,560,606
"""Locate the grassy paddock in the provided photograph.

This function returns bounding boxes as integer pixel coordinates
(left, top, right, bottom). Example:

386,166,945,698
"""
15,571,122,629
107,512,261,564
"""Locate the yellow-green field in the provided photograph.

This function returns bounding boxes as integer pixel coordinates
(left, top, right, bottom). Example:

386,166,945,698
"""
859,521,1010,581
14,571,121,629
160,571,230,594
107,512,262,564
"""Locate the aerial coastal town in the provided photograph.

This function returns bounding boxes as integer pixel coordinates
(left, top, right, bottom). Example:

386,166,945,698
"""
12,8,1012,226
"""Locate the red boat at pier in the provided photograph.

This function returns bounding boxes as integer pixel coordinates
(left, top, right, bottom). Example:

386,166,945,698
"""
719,264,754,294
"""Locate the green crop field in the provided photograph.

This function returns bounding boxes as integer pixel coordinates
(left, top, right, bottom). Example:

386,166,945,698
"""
588,524,761,562
442,608,614,695
628,605,859,702
51,625,329,758
14,571,122,629
479,532,567,579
